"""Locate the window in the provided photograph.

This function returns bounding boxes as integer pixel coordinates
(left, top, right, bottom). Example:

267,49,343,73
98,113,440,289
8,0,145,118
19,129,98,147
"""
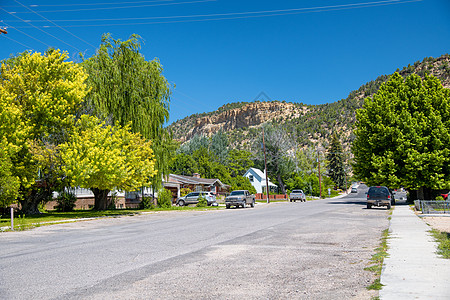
249,175,254,182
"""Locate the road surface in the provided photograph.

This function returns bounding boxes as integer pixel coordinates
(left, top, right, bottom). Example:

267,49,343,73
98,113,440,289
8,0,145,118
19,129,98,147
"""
0,186,389,299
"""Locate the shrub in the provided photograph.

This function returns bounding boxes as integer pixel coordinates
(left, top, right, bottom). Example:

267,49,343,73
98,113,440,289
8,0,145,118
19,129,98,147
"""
157,188,173,208
55,192,77,212
140,196,155,209
180,188,192,197
436,196,445,201
196,195,207,207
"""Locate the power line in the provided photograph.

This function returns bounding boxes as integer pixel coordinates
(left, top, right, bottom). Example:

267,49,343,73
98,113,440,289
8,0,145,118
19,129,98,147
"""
13,0,96,49
2,34,32,49
8,0,216,14
5,0,423,28
0,8,83,52
4,0,177,8
0,20,52,48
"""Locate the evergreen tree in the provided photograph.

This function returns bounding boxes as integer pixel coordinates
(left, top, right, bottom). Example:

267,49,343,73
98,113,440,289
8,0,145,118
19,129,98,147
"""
326,133,346,189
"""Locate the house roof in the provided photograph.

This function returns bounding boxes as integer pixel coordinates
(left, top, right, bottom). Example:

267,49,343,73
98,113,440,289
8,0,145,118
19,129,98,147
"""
244,167,278,187
168,174,229,188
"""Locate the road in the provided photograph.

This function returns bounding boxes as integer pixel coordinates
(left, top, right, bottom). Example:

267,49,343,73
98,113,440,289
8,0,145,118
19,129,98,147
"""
0,186,390,299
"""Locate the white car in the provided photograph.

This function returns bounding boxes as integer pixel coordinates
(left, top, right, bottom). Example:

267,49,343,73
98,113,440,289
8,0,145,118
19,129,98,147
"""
290,189,306,202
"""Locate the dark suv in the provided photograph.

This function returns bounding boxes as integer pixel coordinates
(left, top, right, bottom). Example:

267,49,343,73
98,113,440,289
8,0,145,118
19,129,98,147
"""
366,186,394,209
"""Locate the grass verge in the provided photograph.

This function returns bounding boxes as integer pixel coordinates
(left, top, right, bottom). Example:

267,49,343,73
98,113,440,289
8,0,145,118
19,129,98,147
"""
365,228,389,290
430,229,450,258
0,205,221,231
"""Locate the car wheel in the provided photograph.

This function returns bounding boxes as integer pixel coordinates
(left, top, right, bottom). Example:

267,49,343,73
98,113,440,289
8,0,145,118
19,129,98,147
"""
367,203,371,209
387,203,391,210
226,204,230,209
250,201,255,208
242,203,246,208
178,200,185,207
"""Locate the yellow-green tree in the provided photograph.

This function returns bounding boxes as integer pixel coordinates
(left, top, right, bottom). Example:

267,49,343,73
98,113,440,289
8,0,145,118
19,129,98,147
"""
0,50,88,213
0,138,20,208
60,115,157,210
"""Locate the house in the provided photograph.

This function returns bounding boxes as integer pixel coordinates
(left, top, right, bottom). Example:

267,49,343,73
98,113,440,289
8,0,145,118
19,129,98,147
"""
166,173,230,198
243,167,278,194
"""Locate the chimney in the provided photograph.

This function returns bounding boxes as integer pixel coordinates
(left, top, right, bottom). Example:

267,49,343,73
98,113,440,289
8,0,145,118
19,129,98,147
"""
193,173,200,178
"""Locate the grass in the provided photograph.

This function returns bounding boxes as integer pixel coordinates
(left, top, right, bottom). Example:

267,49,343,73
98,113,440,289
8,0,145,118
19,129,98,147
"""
365,228,389,290
430,229,450,259
0,205,222,231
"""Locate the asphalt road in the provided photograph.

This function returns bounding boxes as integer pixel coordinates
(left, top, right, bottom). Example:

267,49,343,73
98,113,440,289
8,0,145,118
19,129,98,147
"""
0,186,390,300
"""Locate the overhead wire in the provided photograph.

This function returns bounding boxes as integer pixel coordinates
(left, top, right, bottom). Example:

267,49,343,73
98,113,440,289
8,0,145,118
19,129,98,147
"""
13,0,96,49
2,34,32,49
5,0,423,28
4,0,178,8
0,20,52,48
0,8,83,52
8,0,216,14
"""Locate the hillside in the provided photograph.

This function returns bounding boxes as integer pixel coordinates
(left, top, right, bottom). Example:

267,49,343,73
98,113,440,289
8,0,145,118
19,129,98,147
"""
169,54,450,150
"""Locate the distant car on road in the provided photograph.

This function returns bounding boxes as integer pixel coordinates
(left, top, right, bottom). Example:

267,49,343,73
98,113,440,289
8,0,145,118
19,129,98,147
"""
225,190,255,209
351,187,358,193
290,189,306,202
366,186,393,209
177,191,216,206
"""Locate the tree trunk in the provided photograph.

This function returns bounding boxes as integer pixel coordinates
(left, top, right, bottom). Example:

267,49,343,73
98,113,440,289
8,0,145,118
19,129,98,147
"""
19,186,52,215
276,174,286,195
91,188,111,210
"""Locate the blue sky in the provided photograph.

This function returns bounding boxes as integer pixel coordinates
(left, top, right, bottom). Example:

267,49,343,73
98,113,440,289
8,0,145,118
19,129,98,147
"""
1,0,449,124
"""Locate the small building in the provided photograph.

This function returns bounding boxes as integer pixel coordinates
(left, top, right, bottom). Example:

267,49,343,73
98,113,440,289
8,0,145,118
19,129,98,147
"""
243,168,278,194
166,173,230,198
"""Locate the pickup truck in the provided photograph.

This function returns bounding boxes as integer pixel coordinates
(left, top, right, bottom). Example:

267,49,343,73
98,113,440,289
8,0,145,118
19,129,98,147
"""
225,190,255,209
289,189,306,202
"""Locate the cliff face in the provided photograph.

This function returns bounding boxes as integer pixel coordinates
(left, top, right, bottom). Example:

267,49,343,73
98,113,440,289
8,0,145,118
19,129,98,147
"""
185,102,305,142
169,54,450,147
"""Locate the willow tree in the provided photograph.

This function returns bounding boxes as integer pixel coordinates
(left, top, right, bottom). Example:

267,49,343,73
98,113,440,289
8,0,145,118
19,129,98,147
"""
81,34,173,190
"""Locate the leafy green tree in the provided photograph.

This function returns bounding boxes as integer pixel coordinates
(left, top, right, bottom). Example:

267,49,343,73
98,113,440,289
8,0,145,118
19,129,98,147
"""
226,176,256,194
326,133,346,189
0,139,20,208
227,149,254,177
60,115,157,210
253,124,295,194
0,50,88,214
82,33,172,190
171,152,198,176
353,73,450,199
210,131,229,164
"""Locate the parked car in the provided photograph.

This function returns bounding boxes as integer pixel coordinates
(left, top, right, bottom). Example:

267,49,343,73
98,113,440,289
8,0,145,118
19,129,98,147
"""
351,187,358,193
177,191,216,206
225,190,255,209
289,189,306,202
366,186,394,209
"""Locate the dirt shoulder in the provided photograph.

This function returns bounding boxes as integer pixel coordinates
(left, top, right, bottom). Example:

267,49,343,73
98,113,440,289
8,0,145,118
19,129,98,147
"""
422,216,450,233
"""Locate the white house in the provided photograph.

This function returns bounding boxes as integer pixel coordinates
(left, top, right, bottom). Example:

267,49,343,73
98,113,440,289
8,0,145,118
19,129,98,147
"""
243,167,278,194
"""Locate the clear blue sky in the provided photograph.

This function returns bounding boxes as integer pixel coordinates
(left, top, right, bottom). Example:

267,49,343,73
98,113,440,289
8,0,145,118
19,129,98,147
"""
1,0,449,124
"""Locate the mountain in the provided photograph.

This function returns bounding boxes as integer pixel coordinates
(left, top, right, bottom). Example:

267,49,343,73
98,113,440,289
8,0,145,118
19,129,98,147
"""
169,54,450,150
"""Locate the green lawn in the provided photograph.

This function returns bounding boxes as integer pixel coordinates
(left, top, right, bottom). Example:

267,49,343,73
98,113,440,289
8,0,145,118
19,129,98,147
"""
0,206,222,231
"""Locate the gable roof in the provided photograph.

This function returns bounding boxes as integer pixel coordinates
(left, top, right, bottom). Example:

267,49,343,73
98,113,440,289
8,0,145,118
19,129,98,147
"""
244,167,278,187
168,174,229,188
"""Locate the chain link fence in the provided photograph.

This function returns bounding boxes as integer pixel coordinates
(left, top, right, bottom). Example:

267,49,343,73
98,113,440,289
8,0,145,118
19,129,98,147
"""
414,200,450,214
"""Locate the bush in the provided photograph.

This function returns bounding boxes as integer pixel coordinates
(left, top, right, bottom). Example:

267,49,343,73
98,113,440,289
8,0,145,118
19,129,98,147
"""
180,188,192,197
196,196,207,207
157,188,173,208
55,192,77,212
436,196,445,201
140,196,155,209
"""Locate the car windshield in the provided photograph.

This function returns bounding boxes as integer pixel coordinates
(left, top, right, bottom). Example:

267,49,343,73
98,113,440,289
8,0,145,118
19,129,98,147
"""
230,191,245,196
368,187,389,196
292,190,302,193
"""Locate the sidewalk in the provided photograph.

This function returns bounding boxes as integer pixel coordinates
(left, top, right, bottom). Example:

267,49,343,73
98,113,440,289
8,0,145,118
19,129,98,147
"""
380,205,450,299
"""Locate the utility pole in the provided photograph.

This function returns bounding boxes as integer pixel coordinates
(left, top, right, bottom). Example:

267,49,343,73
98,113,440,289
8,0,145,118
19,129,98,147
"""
317,150,322,199
262,127,270,203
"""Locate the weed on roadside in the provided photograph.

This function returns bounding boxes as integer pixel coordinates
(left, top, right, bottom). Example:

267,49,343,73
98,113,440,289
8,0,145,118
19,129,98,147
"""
430,229,450,259
365,228,389,290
